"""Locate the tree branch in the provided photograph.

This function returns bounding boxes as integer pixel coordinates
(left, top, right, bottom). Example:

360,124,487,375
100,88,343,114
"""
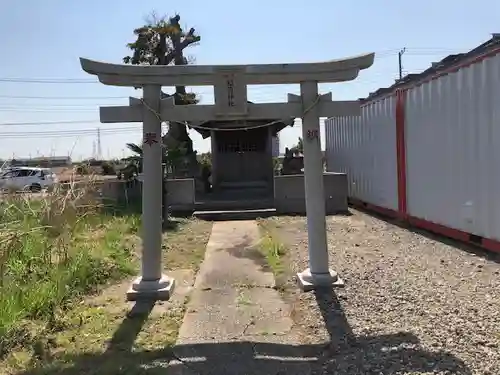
162,16,199,65
163,29,199,65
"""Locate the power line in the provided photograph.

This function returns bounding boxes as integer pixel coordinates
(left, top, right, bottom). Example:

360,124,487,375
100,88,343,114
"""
0,70,405,85
0,95,129,100
0,103,118,107
1,132,139,139
0,126,143,139
0,108,99,113
0,120,99,126
0,123,173,137
0,50,458,84
0,125,140,134
0,78,98,84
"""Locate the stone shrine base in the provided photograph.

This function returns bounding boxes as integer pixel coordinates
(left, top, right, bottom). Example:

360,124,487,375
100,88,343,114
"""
126,275,176,301
296,268,344,292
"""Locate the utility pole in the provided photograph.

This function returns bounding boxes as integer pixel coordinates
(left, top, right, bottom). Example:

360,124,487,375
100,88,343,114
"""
97,127,102,160
398,48,406,80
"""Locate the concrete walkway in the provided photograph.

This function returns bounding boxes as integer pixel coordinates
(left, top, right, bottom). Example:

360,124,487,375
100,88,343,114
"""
167,220,316,374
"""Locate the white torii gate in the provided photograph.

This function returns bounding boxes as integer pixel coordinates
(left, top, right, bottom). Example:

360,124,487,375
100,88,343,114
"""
79,53,374,300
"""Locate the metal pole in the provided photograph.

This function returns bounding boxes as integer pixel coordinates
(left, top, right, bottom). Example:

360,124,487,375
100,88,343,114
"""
398,48,406,80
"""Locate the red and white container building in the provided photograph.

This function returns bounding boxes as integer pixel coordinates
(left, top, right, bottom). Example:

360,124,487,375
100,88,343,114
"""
325,35,500,253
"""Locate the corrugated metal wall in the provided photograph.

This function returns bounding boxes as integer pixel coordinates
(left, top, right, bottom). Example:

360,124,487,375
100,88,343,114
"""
405,53,500,241
325,95,399,211
325,49,500,245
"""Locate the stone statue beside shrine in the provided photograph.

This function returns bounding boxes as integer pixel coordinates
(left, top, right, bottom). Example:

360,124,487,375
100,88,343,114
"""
280,147,304,175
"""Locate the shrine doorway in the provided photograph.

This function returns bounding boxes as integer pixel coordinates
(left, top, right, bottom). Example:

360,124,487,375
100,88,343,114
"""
212,127,273,195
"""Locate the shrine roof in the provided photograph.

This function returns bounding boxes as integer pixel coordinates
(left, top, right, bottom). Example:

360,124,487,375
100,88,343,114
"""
187,118,295,139
183,101,295,139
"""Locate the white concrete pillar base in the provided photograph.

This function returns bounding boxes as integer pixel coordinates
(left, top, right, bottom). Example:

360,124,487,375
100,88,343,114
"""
296,268,344,292
126,275,175,301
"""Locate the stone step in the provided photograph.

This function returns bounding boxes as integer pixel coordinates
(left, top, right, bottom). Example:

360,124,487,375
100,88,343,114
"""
208,189,271,200
194,198,274,211
218,180,269,189
193,208,276,221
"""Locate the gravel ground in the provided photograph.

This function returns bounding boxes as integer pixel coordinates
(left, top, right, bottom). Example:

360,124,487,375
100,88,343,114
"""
264,209,500,375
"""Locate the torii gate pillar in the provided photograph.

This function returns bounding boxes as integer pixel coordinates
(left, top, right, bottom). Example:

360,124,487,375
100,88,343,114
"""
130,84,171,300
297,81,334,289
80,53,374,299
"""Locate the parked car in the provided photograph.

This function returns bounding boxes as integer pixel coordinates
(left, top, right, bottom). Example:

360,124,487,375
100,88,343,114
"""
0,167,58,192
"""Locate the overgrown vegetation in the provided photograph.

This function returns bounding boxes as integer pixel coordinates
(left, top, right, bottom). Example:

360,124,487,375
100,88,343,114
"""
0,182,138,359
0,177,213,374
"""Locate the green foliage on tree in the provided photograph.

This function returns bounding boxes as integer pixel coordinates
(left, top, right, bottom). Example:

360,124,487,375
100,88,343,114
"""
122,13,201,163
123,13,200,106
122,141,187,179
125,142,143,157
197,152,212,168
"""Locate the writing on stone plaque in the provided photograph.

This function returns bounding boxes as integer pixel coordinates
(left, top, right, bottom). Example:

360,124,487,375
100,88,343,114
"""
214,67,248,117
227,77,235,107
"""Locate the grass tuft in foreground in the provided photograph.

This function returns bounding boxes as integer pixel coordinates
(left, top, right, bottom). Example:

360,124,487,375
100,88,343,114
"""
257,219,288,288
259,234,287,276
0,180,138,358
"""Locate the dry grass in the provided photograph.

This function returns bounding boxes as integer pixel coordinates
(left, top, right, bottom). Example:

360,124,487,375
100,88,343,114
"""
55,166,116,184
162,219,213,272
0,173,213,375
261,210,500,374
0,176,137,369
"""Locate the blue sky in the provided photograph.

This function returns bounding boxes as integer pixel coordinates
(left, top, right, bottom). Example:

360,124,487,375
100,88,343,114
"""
0,0,498,161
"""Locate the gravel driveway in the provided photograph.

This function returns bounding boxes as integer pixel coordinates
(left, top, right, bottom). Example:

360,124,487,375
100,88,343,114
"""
263,209,500,375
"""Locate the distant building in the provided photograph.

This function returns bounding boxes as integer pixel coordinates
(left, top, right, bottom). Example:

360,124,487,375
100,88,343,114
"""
8,156,72,168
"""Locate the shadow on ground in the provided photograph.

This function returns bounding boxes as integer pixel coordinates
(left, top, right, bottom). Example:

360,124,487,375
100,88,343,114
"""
223,234,273,273
17,289,471,375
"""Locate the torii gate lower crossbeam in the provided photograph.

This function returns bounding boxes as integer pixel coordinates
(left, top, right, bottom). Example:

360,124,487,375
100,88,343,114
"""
80,54,374,300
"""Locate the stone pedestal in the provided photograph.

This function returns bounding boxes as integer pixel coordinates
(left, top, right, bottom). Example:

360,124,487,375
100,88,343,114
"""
296,268,344,292
126,275,175,301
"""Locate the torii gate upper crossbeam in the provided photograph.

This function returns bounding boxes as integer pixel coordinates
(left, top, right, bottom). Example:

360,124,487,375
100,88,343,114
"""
80,54,374,86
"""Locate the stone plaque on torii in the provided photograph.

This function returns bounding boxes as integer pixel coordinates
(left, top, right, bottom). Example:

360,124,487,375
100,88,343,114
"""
79,53,374,300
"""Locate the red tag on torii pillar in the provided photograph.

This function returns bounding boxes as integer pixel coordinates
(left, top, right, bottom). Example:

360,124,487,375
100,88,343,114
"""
144,132,158,146
306,129,319,140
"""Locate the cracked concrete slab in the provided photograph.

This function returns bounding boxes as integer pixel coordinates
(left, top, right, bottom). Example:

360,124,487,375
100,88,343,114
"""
167,220,313,375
